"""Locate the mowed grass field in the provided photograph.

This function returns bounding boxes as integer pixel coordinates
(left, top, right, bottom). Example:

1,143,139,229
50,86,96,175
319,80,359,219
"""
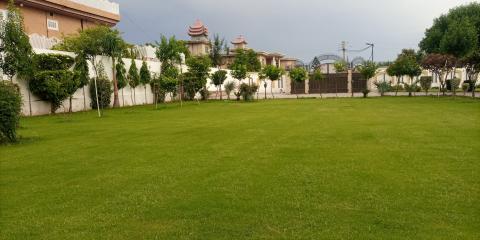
1,97,479,239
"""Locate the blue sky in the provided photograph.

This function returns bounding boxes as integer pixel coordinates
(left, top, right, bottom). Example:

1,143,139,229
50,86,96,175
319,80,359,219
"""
114,0,475,62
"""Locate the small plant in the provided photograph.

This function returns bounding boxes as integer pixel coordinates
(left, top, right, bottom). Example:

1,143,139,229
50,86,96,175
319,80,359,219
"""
462,83,469,95
362,89,371,98
419,76,433,95
199,88,210,100
373,81,392,96
333,60,348,73
404,82,419,97
224,81,236,100
449,78,461,97
0,81,22,142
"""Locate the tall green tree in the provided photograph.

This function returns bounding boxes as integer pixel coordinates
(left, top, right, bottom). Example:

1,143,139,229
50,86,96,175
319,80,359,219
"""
183,56,211,100
155,36,190,105
210,34,225,68
139,61,151,104
0,0,33,82
54,26,115,117
101,27,127,108
128,59,140,104
357,61,378,98
116,57,128,106
211,70,227,100
231,63,247,100
262,65,284,98
231,49,261,72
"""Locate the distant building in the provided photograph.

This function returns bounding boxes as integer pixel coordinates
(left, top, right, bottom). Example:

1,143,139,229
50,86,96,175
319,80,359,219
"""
0,0,120,48
186,19,210,56
185,20,298,71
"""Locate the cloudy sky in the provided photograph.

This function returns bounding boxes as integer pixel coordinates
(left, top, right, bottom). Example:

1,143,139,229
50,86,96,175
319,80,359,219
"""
114,0,475,62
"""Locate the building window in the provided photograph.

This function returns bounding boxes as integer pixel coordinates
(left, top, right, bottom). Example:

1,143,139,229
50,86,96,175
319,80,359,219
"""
47,19,59,31
0,9,7,22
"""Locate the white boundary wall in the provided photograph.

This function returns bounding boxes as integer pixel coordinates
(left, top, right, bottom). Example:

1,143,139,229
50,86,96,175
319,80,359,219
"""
7,49,289,116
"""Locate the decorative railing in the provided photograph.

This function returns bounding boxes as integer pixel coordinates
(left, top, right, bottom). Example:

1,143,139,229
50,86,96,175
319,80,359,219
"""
69,0,119,15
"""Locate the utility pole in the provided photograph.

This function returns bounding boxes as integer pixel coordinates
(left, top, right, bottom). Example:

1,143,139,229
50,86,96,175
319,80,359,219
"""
341,41,347,61
366,43,374,62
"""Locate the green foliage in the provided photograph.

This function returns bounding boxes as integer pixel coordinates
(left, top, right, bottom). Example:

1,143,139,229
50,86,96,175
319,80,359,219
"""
210,34,225,67
30,70,75,113
289,67,308,83
262,65,284,81
239,83,258,101
231,63,247,82
128,59,140,88
183,56,211,100
73,54,90,89
211,70,228,87
311,69,324,81
155,35,190,66
357,61,378,82
404,82,419,97
373,81,392,96
32,54,75,71
333,60,348,72
150,75,178,103
0,81,22,142
29,54,78,113
0,0,34,81
231,49,261,72
139,61,151,86
420,3,479,59
115,58,127,89
224,81,236,100
419,76,433,94
89,64,112,109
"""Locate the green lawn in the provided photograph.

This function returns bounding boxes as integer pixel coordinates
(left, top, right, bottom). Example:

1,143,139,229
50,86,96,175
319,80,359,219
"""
1,97,479,239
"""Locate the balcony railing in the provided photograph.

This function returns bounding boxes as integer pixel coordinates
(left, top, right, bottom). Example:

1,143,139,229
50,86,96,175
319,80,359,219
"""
69,0,119,15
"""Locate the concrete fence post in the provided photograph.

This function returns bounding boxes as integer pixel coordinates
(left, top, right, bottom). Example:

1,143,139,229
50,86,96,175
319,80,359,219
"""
348,69,352,95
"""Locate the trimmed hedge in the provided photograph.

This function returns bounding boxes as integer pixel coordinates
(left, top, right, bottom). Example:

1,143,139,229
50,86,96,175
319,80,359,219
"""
0,81,22,142
30,70,76,113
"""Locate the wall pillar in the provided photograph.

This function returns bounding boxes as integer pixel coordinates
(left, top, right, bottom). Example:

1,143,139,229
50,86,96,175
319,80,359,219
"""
347,69,352,95
305,78,309,94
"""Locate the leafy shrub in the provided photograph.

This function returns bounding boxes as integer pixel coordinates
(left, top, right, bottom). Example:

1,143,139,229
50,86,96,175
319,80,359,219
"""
30,70,76,113
224,81,236,100
404,83,419,97
362,89,371,98
0,81,22,142
419,76,433,94
373,81,392,96
199,88,210,100
89,67,112,109
239,83,258,101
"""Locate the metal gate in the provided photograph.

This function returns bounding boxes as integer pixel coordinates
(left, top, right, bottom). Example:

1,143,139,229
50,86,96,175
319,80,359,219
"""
291,81,305,94
352,73,367,92
309,73,348,93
